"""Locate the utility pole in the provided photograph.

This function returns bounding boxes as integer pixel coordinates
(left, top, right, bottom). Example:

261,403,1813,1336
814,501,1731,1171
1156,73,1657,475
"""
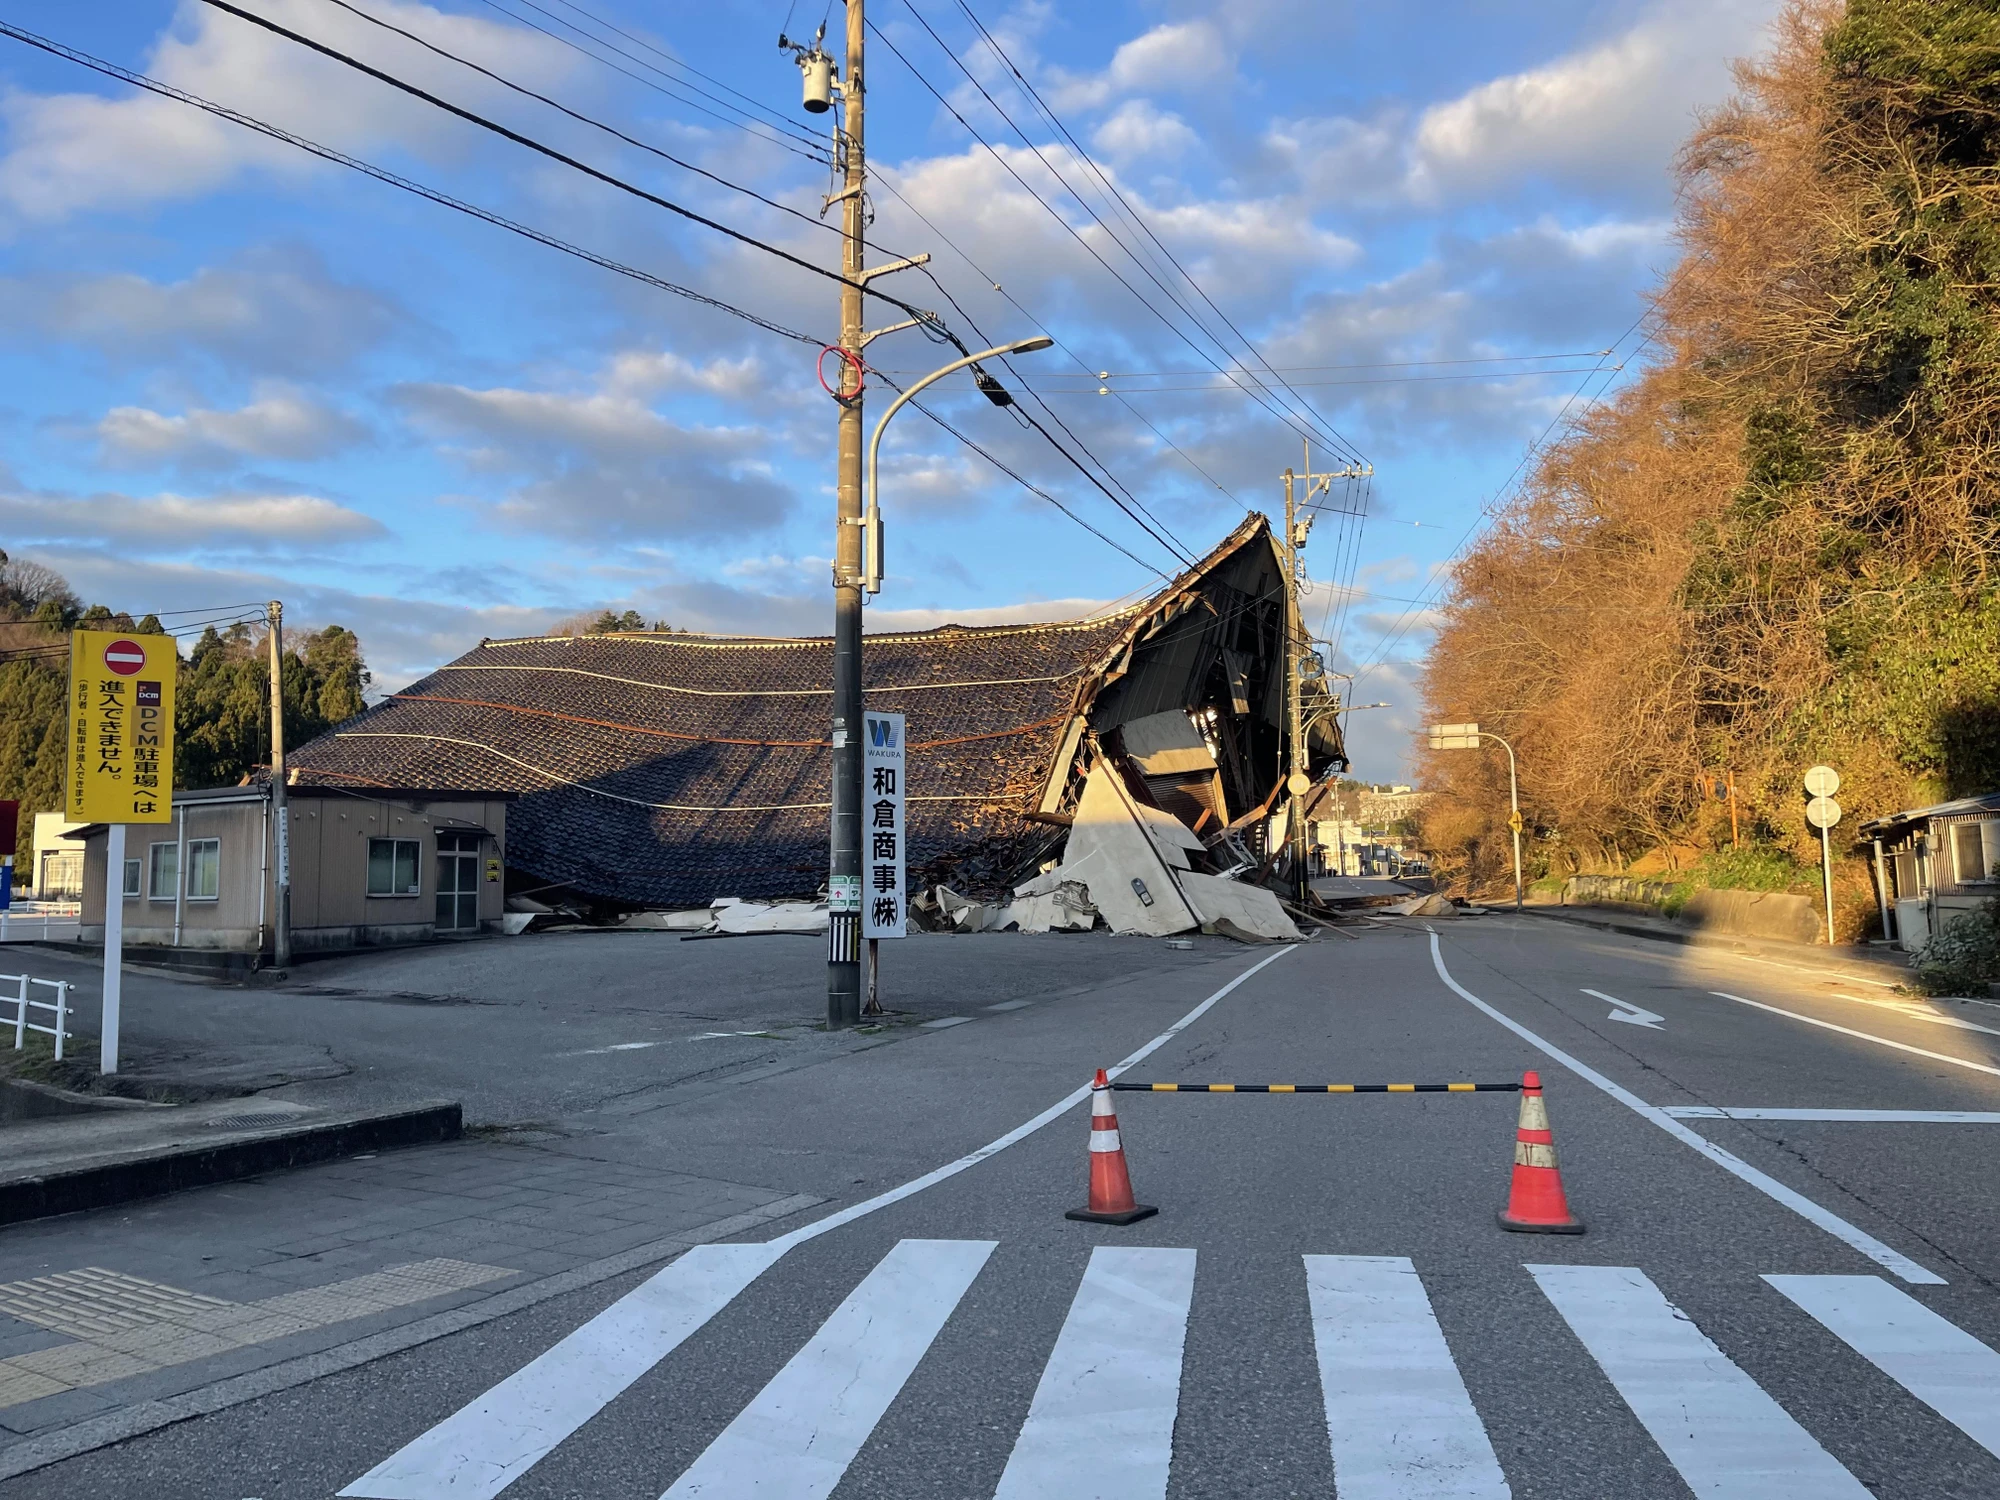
267,600,291,972
1281,442,1367,903
784,2,931,1026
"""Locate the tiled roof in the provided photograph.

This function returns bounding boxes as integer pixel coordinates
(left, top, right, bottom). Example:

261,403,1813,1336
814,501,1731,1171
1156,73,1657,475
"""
287,613,1140,906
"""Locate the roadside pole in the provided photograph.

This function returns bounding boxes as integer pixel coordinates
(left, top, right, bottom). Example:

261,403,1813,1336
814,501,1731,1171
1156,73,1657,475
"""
268,600,291,972
1805,765,1842,946
1429,722,1523,909
102,822,124,1074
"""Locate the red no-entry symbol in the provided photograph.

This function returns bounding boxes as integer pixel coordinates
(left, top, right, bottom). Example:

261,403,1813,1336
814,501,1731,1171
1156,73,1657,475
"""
103,639,147,676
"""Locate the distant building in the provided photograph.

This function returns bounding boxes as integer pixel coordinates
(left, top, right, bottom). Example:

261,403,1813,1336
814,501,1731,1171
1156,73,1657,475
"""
30,813,86,899
74,784,513,964
1358,784,1429,826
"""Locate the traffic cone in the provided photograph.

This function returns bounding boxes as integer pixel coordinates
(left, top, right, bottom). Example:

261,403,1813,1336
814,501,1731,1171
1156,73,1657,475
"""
1497,1070,1584,1234
1066,1069,1158,1225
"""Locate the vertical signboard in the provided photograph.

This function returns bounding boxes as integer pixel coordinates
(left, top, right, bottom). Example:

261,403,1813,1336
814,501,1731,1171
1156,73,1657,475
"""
0,800,16,910
862,710,906,939
67,630,177,824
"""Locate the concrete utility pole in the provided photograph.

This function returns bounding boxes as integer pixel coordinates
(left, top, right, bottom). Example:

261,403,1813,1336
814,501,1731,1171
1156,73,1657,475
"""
1281,443,1367,901
267,600,291,972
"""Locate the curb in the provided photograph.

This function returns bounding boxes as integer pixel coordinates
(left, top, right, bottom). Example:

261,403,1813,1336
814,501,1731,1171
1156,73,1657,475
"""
0,1102,464,1227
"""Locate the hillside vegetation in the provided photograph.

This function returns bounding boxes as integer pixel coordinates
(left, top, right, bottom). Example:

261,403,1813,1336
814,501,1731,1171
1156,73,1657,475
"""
0,553,369,876
1419,0,2000,932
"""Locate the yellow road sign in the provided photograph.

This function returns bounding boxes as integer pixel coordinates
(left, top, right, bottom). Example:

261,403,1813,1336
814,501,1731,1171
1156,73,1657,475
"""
67,630,177,824
1508,811,1524,832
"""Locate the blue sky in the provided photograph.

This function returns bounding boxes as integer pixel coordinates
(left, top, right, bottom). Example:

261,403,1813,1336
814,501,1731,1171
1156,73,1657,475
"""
0,0,1782,777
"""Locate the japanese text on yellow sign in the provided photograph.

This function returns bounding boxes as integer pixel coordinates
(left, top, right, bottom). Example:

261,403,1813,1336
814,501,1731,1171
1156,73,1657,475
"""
67,630,177,824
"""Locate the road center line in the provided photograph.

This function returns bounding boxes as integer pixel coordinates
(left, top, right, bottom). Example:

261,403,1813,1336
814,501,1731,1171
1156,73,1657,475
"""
1824,991,2000,1038
1666,1107,2000,1122
1426,931,1941,1285
1710,992,2000,1081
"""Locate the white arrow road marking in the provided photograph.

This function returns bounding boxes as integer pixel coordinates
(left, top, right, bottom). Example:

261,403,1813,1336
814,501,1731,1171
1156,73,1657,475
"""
1582,988,1664,1029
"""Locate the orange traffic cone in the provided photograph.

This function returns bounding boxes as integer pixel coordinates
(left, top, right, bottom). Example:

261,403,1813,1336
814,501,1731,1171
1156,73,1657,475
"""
1497,1070,1584,1234
1066,1069,1158,1225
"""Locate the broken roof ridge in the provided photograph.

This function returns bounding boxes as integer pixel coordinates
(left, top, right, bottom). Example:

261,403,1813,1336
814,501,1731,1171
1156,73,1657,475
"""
482,606,1149,652
432,663,1096,697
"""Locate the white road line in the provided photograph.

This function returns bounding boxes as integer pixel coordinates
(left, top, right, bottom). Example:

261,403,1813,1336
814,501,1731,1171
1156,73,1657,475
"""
1717,950,1901,990
661,1238,994,1500
340,946,1295,1500
1668,1107,2000,1123
1827,990,2000,1038
993,1247,1196,1500
1766,1274,2000,1460
338,1243,784,1500
1304,1255,1510,1499
1711,991,2000,1081
764,943,1298,1254
1529,1264,1870,1499
1426,932,1942,1284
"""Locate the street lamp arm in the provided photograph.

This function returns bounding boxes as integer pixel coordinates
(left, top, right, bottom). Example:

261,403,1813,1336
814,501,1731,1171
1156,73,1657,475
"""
863,336,1052,592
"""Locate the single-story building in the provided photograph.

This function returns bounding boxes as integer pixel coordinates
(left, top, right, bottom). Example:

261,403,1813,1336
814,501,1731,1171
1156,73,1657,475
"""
75,783,514,961
1859,791,2000,951
281,516,1344,909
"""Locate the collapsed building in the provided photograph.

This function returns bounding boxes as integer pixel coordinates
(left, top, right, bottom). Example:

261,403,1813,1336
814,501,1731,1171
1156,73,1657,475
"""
285,515,1346,935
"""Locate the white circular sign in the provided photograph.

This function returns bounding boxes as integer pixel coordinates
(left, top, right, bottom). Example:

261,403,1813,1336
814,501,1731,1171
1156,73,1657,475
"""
1805,795,1842,829
1804,764,1841,797
1286,771,1312,797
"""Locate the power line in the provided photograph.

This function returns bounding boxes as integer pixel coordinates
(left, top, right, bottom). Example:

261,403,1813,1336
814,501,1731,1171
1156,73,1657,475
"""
471,0,832,164
932,366,1620,394
948,0,1369,469
872,375,1172,581
312,0,854,244
195,0,952,336
866,14,1349,461
0,22,828,345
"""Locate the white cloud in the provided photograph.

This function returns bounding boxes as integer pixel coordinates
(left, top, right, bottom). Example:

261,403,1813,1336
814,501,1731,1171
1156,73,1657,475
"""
0,250,401,374
1048,22,1232,112
1092,100,1201,162
395,379,792,539
97,386,367,468
0,0,581,223
1408,0,1781,200
0,487,385,549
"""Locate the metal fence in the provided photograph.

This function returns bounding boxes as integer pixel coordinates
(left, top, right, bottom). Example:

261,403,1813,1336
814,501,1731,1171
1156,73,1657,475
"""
0,906,82,944
4,973,73,1061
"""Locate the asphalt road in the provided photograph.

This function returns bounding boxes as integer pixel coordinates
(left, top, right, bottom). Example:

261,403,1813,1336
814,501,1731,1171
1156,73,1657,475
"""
7,913,2000,1498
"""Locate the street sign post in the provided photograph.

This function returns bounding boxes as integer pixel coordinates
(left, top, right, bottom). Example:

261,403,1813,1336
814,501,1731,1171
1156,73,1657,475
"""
0,800,16,911
1803,766,1842,946
1428,722,1524,909
68,630,178,1074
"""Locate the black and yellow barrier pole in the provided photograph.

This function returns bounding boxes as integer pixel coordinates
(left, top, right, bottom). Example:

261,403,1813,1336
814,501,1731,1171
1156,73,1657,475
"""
1109,1082,1523,1093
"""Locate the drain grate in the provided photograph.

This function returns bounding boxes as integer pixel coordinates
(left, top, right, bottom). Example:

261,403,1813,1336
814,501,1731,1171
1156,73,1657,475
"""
206,1112,301,1130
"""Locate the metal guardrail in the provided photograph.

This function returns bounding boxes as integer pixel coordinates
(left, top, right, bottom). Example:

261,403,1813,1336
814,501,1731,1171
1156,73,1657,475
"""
1111,1081,1523,1093
4,973,72,1061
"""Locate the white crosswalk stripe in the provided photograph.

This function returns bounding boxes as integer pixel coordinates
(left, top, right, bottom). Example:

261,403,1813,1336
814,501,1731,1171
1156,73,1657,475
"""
1766,1274,2000,1461
661,1238,995,1500
1530,1263,1871,1499
337,1243,2000,1500
994,1246,1196,1500
1305,1254,1510,1499
339,1242,783,1500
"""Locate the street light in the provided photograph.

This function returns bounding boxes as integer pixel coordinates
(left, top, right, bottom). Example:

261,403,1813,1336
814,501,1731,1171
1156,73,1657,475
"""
861,335,1054,592
1429,721,1524,910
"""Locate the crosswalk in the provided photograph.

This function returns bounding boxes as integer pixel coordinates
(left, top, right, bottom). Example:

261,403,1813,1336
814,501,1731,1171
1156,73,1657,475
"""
342,1240,2000,1500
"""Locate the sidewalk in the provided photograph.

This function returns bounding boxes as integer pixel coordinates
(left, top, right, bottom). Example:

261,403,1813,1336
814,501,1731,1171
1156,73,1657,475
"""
0,1124,816,1477
1510,901,1912,983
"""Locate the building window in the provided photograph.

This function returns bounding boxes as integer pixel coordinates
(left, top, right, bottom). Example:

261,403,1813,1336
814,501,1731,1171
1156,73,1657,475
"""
122,857,141,899
368,838,422,896
185,839,220,901
148,842,178,902
1952,821,1999,884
